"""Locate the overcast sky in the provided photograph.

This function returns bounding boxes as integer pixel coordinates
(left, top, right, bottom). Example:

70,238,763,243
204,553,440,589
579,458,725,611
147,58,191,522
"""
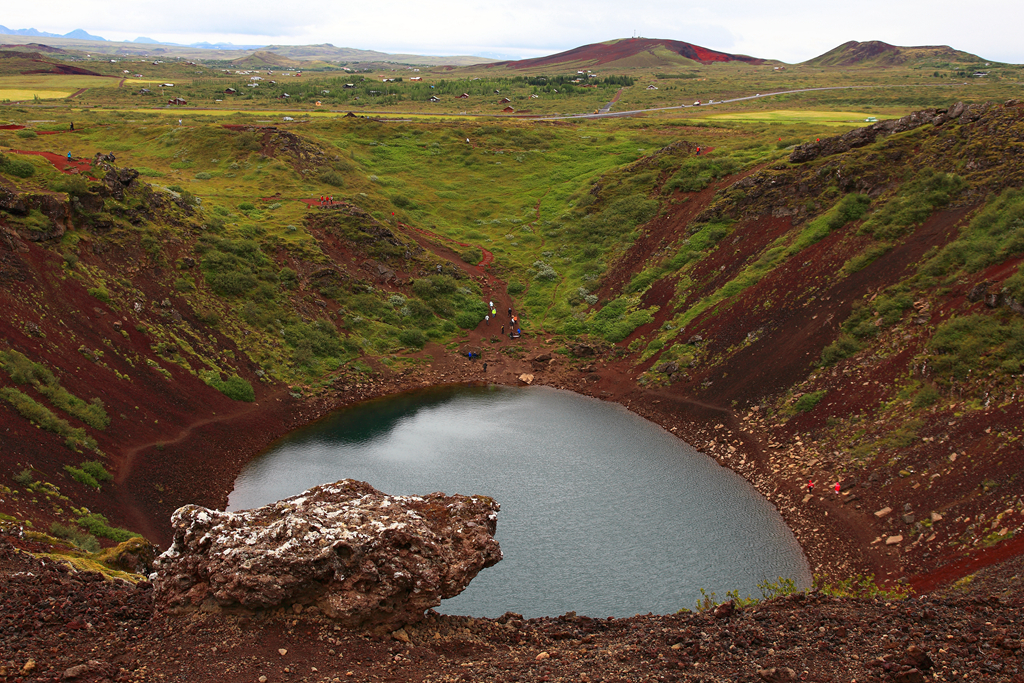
4,0,1022,64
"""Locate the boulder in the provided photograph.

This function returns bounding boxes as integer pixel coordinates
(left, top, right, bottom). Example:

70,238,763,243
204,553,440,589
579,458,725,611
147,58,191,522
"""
152,479,501,629
98,536,157,574
757,667,796,683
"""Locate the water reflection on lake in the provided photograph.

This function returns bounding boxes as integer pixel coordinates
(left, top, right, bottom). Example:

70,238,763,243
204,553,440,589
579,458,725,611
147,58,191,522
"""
228,384,810,618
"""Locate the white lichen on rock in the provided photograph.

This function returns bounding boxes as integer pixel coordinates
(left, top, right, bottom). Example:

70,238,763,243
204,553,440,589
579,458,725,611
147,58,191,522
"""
152,479,500,629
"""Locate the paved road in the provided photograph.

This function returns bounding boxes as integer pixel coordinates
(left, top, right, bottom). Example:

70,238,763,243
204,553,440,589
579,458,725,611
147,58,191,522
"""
539,82,965,121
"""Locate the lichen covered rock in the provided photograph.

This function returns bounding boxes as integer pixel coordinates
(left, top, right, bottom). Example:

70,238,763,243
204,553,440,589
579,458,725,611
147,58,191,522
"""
152,479,501,629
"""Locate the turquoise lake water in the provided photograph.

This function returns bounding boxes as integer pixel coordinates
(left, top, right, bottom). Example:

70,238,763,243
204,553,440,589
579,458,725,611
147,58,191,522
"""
227,384,811,618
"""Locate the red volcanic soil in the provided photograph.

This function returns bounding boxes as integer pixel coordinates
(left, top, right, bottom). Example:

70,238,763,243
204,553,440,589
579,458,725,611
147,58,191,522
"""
492,38,764,69
9,149,93,173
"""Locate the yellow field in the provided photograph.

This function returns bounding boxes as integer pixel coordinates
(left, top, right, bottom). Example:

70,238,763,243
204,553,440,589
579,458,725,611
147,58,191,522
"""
0,89,74,100
0,74,118,88
0,74,124,101
694,109,880,126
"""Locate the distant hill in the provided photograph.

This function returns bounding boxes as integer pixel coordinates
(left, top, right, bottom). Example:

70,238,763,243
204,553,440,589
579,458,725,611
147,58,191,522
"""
0,48,107,76
489,37,766,71
230,50,307,70
803,40,988,67
256,44,494,67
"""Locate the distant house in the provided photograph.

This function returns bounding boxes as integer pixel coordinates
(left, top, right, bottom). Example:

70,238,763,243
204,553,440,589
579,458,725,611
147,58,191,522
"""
224,87,237,94
343,83,356,89
500,97,511,103
410,76,422,81
530,94,539,99
646,84,658,90
429,95,440,102
279,93,290,99
502,106,515,113
139,88,151,95
457,93,469,99
168,97,187,105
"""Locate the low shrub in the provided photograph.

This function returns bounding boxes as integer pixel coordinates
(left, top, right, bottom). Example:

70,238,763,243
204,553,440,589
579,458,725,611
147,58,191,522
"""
319,169,345,187
0,350,110,430
80,460,113,484
460,247,483,265
0,153,36,178
50,522,100,552
87,287,111,304
923,187,1024,278
397,329,427,349
76,512,140,543
794,390,826,413
64,465,100,489
49,174,92,197
927,313,1024,381
0,387,98,451
203,372,256,402
819,335,863,366
663,156,742,193
912,383,941,408
860,169,965,241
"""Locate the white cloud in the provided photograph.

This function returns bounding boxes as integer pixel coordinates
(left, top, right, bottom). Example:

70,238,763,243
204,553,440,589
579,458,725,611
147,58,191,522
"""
3,0,1022,63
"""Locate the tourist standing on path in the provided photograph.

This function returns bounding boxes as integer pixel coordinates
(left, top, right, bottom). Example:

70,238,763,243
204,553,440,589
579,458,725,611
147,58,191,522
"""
485,315,490,325
807,479,814,494
834,482,841,494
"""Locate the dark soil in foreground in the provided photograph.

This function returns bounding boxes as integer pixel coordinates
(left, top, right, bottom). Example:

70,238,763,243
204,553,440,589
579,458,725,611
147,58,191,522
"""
3,534,1023,683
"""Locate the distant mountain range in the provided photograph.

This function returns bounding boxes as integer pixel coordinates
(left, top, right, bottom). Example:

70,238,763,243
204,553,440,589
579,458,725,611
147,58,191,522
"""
0,25,262,50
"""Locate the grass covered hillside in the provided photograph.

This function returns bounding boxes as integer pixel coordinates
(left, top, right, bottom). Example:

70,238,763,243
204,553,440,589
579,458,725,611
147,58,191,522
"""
0,86,1023,596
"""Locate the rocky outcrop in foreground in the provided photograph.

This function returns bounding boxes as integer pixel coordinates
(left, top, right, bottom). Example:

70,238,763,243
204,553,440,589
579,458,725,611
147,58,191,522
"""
152,479,501,628
788,101,1001,163
2,534,1022,682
